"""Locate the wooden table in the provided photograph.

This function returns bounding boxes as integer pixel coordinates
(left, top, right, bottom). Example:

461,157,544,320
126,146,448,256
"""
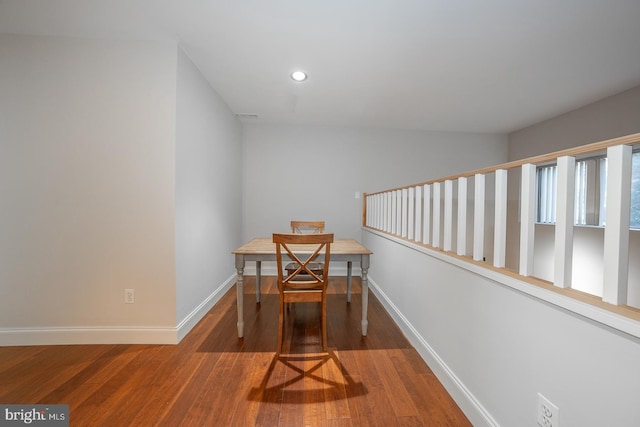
232,238,372,338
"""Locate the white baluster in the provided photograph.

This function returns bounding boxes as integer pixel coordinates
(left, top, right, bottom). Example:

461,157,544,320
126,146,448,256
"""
444,180,453,251
457,177,467,256
391,190,397,235
433,182,441,248
408,187,415,240
473,174,485,262
423,184,431,245
603,145,632,304
494,169,508,268
386,191,392,232
396,189,403,236
415,186,422,242
554,156,575,288
401,188,408,238
375,194,381,230
519,164,536,276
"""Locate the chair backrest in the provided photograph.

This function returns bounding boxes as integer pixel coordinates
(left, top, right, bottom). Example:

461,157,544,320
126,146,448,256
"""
273,233,333,287
290,220,325,234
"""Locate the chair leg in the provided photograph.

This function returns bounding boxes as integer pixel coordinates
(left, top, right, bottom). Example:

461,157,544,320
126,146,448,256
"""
321,297,327,352
277,297,285,354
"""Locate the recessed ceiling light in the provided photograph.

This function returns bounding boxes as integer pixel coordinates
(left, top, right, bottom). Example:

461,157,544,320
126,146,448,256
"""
291,71,307,82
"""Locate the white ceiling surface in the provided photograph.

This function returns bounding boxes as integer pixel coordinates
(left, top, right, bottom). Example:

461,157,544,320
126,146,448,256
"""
2,0,640,134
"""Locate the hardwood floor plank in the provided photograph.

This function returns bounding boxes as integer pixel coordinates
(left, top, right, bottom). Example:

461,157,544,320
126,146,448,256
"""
0,346,47,372
353,349,405,427
277,355,306,426
388,348,471,426
155,351,224,426
70,345,164,426
186,352,241,426
327,419,355,427
0,276,470,426
371,349,419,417
37,345,135,405
1,345,110,403
322,351,351,421
302,354,328,426
127,353,208,426
424,373,473,426
253,354,287,427
227,353,272,427
397,415,430,426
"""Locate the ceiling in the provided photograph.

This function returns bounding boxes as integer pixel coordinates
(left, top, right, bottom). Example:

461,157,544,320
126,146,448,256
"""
2,0,640,134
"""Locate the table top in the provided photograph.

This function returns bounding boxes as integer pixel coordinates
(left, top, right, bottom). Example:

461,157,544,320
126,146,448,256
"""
232,237,372,255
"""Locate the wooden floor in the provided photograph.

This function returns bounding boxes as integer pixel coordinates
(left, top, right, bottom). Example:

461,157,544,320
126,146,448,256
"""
0,276,470,426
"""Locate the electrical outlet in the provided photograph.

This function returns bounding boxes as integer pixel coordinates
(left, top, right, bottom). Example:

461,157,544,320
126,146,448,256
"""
125,288,135,304
537,393,559,427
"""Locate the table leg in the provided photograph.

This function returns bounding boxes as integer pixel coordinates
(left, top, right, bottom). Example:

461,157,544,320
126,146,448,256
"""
255,260,262,303
235,254,245,338
346,261,352,303
361,255,370,336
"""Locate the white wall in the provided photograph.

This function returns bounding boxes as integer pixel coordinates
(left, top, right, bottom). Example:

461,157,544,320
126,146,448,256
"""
242,124,507,243
0,35,179,343
174,48,243,330
364,230,640,427
509,84,640,160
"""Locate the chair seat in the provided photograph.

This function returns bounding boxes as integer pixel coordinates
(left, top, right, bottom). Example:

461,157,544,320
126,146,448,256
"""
285,261,324,275
283,280,324,290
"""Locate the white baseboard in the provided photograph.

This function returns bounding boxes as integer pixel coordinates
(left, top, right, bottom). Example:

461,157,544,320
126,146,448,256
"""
367,276,499,427
0,326,179,346
0,274,237,347
176,273,236,342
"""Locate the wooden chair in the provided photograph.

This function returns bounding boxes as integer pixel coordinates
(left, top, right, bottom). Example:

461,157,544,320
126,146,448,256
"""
274,232,333,354
290,220,325,234
286,221,325,276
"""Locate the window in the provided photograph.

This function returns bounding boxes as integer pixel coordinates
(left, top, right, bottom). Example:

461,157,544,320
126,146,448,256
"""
574,157,607,226
536,152,640,228
536,164,557,224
